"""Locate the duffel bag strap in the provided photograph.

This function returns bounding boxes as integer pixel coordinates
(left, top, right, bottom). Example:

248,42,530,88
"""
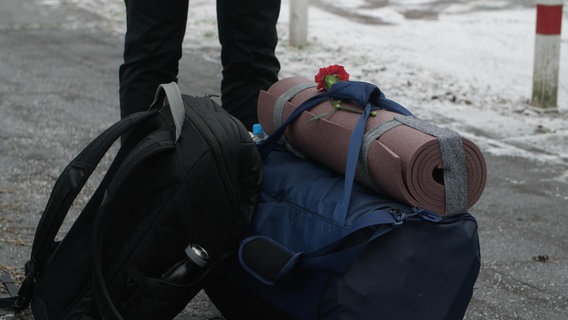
239,208,441,285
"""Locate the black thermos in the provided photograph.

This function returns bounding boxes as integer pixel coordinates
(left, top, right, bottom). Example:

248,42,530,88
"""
161,244,209,284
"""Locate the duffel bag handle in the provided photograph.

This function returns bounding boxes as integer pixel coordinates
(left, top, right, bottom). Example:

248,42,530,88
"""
239,207,442,285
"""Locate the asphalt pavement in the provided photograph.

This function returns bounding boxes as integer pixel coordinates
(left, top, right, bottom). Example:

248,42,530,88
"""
1,0,567,319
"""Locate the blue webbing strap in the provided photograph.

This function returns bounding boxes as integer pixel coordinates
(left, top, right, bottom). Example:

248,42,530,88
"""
241,81,419,284
272,82,317,129
332,101,372,222
257,81,412,160
257,93,329,159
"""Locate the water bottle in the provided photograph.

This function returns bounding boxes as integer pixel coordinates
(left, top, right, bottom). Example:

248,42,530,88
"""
251,123,267,144
160,244,209,284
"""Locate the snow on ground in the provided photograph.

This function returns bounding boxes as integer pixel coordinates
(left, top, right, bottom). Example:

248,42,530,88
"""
43,0,568,164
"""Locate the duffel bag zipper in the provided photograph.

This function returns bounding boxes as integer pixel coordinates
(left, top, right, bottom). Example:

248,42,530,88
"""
347,204,412,227
408,208,476,224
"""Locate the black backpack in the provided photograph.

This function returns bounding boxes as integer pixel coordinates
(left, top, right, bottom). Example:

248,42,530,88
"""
0,82,262,319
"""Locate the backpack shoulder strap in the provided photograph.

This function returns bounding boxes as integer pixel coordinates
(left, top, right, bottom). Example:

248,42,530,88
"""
13,83,186,312
91,83,186,320
14,110,158,309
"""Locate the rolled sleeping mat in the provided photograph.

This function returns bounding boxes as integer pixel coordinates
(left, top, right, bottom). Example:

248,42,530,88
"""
257,76,487,216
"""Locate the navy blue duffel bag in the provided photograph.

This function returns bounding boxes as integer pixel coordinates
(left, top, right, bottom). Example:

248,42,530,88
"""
204,81,481,320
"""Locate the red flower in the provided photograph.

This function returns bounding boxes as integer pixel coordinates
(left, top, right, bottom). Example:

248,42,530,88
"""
314,65,350,91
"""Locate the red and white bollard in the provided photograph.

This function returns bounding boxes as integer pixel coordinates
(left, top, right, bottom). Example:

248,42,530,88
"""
531,0,564,112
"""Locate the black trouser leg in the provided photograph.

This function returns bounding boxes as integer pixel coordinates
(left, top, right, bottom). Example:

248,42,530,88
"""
119,0,189,118
217,0,281,130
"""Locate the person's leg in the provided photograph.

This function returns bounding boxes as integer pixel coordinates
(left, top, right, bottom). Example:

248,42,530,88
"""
216,0,281,130
119,0,189,118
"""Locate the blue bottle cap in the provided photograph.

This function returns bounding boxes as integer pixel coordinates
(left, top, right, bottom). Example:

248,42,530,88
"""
252,123,264,135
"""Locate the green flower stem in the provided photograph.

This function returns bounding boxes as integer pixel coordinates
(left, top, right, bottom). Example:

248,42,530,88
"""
335,103,378,116
308,99,377,122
